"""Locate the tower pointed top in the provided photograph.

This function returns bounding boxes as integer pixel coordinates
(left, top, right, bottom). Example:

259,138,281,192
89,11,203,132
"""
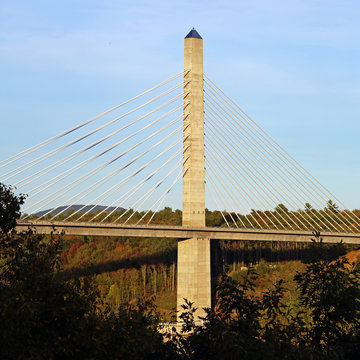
185,28,202,39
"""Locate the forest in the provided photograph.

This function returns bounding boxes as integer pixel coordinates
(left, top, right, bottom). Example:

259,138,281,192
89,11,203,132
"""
33,203,360,315
1,182,360,359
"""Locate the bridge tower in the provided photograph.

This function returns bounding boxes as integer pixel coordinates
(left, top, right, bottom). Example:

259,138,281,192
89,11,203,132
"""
177,28,211,320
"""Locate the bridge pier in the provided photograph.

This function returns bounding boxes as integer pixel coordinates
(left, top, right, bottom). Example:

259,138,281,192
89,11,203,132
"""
177,29,211,321
177,237,211,320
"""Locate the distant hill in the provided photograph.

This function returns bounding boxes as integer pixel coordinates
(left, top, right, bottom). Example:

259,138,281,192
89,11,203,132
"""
34,205,124,217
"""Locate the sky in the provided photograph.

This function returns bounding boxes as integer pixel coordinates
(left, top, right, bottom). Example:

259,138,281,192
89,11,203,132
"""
0,0,359,209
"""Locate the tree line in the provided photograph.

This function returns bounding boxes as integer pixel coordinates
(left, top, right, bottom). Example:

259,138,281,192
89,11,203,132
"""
28,202,360,232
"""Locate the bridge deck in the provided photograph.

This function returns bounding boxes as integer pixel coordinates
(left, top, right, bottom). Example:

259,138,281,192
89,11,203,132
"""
15,221,360,244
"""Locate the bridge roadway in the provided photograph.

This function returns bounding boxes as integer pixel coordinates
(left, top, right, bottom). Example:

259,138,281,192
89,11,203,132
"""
15,221,360,244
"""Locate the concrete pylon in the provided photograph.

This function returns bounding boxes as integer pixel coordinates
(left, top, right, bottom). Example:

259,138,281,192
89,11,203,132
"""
177,28,211,321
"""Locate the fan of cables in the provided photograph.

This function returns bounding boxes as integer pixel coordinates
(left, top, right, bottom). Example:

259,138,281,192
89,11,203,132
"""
0,71,189,225
203,74,360,233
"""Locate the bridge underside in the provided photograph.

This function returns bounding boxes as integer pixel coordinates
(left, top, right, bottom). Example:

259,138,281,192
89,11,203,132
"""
15,221,360,244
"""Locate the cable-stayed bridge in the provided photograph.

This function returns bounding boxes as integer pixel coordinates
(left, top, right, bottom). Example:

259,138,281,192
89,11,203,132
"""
1,29,359,318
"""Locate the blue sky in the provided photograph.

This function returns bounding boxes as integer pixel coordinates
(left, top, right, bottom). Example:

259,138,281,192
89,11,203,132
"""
0,0,359,209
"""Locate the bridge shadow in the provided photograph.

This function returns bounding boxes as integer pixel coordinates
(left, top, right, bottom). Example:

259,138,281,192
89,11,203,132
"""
222,246,309,265
59,238,359,281
218,241,359,269
60,248,177,279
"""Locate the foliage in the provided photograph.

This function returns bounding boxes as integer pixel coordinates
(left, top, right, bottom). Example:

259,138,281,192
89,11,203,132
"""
294,232,360,358
30,200,360,233
0,183,25,234
175,273,266,359
1,183,360,358
275,203,289,214
0,183,178,359
172,237,360,360
326,200,340,213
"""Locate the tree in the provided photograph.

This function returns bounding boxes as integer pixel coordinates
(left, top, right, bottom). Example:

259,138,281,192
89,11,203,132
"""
304,202,313,213
0,183,179,359
325,200,340,213
294,232,360,358
0,183,25,234
172,233,360,359
275,203,289,214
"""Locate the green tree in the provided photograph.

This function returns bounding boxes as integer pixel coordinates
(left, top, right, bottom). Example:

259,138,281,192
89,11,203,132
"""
0,183,179,359
174,273,265,359
173,233,360,359
325,200,340,213
304,202,313,213
294,233,360,358
0,183,25,234
275,203,289,214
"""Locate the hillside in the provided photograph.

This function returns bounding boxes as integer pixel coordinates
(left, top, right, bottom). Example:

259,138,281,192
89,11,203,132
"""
33,204,124,217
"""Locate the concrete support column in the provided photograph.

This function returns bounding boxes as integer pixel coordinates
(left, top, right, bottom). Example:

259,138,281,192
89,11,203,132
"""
177,237,211,320
177,28,211,322
182,28,205,227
